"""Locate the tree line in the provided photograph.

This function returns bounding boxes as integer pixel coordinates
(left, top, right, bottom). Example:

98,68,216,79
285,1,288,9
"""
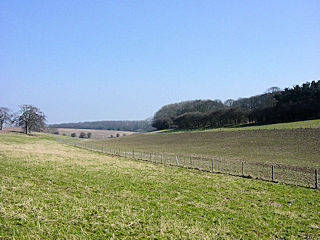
152,80,320,130
50,119,155,132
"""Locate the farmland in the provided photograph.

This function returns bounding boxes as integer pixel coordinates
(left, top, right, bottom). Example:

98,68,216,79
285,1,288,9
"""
2,127,136,140
89,128,320,169
54,128,136,139
0,132,319,239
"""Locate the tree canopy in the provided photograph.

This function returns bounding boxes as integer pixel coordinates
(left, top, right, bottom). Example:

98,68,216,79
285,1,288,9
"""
0,107,12,130
14,105,46,134
50,120,154,132
152,80,320,130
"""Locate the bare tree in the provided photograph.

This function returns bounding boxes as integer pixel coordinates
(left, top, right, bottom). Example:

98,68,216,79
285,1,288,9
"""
265,86,281,94
224,99,235,107
14,105,46,134
0,107,12,130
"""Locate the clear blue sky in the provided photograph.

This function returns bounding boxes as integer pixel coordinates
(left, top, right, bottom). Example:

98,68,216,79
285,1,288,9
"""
1,0,319,123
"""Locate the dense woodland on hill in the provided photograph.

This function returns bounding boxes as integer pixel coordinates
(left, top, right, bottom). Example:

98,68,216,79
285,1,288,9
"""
152,80,320,130
50,120,155,132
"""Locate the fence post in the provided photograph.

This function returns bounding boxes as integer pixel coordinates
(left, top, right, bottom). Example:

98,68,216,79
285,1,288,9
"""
176,156,179,166
150,153,152,162
133,149,135,159
161,154,163,164
315,169,318,189
272,165,275,182
190,156,192,167
211,159,214,172
241,161,244,176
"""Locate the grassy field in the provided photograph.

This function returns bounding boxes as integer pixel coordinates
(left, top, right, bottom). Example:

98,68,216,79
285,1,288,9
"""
2,127,136,140
0,132,319,239
92,128,320,169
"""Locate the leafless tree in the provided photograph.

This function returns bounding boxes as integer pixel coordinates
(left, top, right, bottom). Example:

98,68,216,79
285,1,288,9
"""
0,107,12,130
14,105,46,134
265,86,281,94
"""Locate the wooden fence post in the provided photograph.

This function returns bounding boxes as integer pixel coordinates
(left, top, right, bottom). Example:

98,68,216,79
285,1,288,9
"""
211,159,214,172
176,156,179,166
150,153,152,162
315,169,318,189
161,154,163,164
241,161,244,176
190,156,192,166
272,165,275,182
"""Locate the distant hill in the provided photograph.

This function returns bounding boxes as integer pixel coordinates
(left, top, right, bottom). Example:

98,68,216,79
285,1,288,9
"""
50,120,155,132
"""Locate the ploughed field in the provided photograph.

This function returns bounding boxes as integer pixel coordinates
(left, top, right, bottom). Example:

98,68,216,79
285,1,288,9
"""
93,128,320,169
0,132,319,239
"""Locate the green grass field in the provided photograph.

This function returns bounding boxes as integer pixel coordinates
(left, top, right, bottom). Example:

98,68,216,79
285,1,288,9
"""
0,132,319,239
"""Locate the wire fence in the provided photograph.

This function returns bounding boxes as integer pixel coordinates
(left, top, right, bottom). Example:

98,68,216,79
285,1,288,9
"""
56,139,319,189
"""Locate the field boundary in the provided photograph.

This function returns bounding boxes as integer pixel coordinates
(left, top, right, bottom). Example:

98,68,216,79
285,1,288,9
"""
56,139,319,189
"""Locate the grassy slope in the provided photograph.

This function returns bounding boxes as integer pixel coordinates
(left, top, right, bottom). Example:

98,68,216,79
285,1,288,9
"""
95,128,320,168
148,119,320,134
0,132,319,239
150,119,320,134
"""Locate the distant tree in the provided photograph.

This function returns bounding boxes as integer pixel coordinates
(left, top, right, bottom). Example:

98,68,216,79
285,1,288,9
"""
79,132,86,138
265,86,281,94
14,105,46,134
49,120,155,132
116,133,120,137
87,132,92,138
110,135,114,138
152,118,172,130
71,133,76,137
0,107,12,130
152,100,225,130
47,127,59,134
224,99,235,107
